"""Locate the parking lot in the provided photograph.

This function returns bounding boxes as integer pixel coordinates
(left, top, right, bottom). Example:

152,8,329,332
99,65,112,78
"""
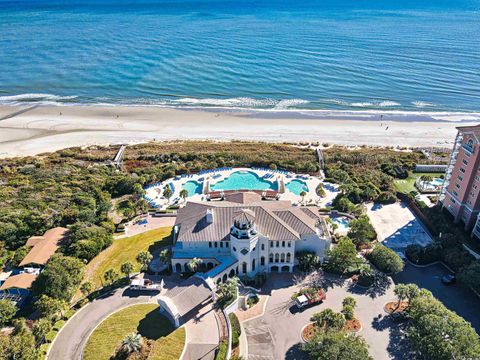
366,202,432,251
393,262,480,333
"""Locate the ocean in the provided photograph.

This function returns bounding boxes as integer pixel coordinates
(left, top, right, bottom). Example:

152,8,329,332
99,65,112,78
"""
0,0,479,114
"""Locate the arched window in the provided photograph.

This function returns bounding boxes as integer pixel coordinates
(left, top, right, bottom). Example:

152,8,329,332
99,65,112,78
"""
261,244,265,251
261,256,265,266
281,253,285,263
270,241,273,247
269,253,274,262
276,241,279,247
287,241,291,248
242,262,247,274
208,242,212,248
275,253,279,263
252,259,256,271
282,241,285,247
286,253,291,262
175,263,182,272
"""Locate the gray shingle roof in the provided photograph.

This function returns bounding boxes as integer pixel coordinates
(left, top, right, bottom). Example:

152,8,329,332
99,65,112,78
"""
175,192,328,243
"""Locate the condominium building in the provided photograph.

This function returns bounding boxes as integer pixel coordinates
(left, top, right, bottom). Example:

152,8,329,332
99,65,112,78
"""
440,125,480,238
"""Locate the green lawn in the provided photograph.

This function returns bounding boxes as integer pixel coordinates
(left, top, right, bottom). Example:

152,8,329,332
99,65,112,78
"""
81,227,173,291
83,304,185,360
394,172,444,194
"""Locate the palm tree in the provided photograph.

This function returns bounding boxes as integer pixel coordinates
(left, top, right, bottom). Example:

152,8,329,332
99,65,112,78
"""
159,249,170,264
120,261,134,278
300,190,307,204
394,284,409,310
121,332,143,354
217,277,239,300
179,189,189,203
104,268,118,285
163,185,173,200
136,251,153,272
341,297,357,321
310,308,346,332
80,281,93,297
187,257,202,272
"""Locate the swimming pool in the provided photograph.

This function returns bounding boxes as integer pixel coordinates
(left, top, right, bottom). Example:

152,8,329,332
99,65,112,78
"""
182,180,202,196
330,216,350,232
431,178,444,187
210,171,277,191
285,179,309,196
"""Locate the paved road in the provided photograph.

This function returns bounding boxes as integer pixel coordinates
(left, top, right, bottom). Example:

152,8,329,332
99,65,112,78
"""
393,262,480,333
48,286,158,360
242,272,400,360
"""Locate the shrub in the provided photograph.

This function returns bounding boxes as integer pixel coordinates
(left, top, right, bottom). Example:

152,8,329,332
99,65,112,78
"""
63,309,76,320
39,343,50,355
458,260,480,293
229,313,241,336
442,246,473,272
367,245,404,274
45,330,58,343
405,244,440,265
53,320,65,331
215,339,228,360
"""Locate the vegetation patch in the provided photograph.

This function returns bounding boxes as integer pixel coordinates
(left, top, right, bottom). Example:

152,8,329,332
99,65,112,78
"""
83,304,184,360
80,227,172,292
384,301,409,314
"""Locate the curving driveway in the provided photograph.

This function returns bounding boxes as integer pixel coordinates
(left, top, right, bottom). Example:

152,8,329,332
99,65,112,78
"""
48,286,159,360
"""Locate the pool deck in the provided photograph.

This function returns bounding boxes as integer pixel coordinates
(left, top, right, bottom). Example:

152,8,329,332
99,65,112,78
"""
144,167,338,209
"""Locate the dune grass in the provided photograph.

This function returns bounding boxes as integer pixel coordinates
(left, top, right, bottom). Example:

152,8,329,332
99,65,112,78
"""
81,226,173,291
83,303,185,360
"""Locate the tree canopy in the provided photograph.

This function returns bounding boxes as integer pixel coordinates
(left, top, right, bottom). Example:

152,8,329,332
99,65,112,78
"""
31,254,85,301
303,331,372,360
367,244,404,274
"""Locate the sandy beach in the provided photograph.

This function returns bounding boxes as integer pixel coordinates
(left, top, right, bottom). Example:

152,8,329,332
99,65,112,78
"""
0,104,476,158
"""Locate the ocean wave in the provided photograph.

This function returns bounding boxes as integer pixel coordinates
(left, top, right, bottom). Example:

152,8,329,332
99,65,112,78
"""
0,93,77,101
412,101,435,108
378,101,400,107
0,93,77,104
350,102,374,107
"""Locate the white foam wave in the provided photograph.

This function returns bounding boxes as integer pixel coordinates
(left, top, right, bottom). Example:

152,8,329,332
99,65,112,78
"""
350,102,374,107
378,101,400,107
0,93,77,105
274,99,310,109
412,101,435,108
171,97,309,109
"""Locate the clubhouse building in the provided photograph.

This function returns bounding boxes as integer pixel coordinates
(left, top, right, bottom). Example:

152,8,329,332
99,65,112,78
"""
170,191,331,287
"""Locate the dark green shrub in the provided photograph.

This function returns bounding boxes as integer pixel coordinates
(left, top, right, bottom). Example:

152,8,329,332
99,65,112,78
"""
367,245,404,274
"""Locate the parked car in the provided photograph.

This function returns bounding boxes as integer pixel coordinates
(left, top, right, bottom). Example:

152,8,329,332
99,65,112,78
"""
441,274,456,285
295,289,326,309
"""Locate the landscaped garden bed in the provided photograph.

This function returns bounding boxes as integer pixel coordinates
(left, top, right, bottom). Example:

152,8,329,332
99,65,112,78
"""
384,301,409,314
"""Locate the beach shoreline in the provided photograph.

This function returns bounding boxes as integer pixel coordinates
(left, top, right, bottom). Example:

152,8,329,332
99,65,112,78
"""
0,104,475,158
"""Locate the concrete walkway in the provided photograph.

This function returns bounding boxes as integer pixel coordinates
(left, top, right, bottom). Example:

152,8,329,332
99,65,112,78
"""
181,303,220,360
48,286,159,360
